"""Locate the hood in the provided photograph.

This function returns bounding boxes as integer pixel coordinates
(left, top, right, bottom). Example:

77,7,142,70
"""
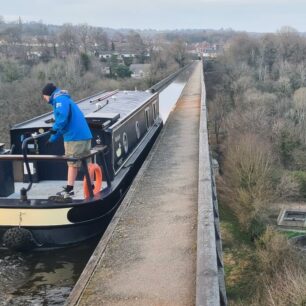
49,88,71,105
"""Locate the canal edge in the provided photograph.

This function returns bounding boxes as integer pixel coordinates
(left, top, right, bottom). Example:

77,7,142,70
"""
65,109,171,306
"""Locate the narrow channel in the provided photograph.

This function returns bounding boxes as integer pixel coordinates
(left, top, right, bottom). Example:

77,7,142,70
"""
0,65,195,306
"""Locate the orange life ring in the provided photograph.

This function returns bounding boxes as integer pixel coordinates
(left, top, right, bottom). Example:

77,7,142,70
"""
83,163,103,198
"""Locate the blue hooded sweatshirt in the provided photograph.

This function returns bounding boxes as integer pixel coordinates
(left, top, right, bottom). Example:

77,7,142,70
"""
48,88,92,143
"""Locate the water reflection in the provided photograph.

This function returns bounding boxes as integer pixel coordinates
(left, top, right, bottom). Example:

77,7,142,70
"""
0,237,99,306
159,65,195,121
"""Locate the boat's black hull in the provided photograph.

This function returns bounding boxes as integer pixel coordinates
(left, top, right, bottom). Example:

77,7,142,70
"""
0,189,120,250
0,121,162,250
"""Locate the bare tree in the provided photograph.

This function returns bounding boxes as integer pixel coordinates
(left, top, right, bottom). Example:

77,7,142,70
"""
91,28,109,54
127,31,147,63
277,26,304,63
258,34,278,80
222,133,274,228
77,23,91,54
58,23,78,56
208,92,229,145
291,87,306,145
170,39,187,67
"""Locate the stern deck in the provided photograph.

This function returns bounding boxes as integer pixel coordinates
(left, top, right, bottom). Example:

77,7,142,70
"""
1,181,107,200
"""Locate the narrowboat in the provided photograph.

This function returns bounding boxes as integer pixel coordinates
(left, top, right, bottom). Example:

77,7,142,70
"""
0,89,162,250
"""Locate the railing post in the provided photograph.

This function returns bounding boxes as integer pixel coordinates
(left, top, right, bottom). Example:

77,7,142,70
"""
20,131,51,198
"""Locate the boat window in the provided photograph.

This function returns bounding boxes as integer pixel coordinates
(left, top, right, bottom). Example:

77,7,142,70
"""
135,121,140,139
145,107,150,130
123,132,128,154
153,101,157,120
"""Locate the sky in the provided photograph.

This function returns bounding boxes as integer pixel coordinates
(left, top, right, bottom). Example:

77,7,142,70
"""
2,0,306,33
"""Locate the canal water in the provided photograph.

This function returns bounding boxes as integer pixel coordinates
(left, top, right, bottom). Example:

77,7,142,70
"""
0,238,99,306
159,66,194,121
0,64,195,305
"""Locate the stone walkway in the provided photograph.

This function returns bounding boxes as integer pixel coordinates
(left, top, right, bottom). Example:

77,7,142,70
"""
69,62,201,306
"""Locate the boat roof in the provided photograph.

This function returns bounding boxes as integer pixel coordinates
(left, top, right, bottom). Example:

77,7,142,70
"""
11,90,155,130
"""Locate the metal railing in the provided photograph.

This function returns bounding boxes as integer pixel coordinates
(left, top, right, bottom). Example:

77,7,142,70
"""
0,131,111,201
149,63,192,93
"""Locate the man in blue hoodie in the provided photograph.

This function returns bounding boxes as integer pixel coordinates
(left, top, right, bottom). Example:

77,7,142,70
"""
42,83,92,199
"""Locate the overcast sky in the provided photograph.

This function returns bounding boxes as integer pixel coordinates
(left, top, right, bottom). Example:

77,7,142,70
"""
2,0,306,33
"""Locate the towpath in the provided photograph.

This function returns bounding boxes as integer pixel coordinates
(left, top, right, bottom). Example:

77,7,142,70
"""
68,62,202,305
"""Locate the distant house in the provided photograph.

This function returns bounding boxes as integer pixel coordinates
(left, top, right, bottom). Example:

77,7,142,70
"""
99,52,117,60
202,48,218,58
121,53,135,58
26,51,42,61
187,41,223,59
129,64,151,78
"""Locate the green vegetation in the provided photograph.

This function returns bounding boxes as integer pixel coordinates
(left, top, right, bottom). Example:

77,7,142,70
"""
283,231,305,239
220,202,256,301
207,27,306,305
292,171,306,198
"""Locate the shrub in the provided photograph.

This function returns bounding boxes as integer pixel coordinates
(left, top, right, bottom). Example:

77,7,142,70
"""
255,227,295,277
249,215,266,241
292,171,306,198
0,58,25,82
265,266,306,306
276,171,300,200
221,133,274,230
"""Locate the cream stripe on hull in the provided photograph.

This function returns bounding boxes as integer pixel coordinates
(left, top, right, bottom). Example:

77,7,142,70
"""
0,208,72,226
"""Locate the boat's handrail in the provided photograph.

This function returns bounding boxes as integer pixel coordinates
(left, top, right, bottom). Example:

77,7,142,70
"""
1,129,110,201
0,149,105,161
21,131,51,195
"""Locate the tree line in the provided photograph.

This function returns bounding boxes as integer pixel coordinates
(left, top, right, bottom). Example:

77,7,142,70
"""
205,26,306,305
0,18,202,145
